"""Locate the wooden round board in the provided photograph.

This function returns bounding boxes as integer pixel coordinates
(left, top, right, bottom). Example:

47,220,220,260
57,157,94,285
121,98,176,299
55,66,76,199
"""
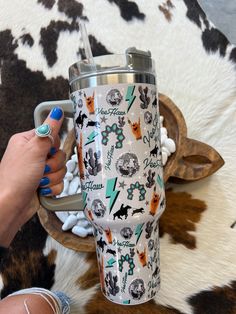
38,94,224,252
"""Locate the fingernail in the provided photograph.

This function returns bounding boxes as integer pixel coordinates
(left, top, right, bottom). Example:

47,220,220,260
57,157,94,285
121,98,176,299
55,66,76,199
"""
50,107,63,120
39,177,50,187
44,165,51,174
49,147,57,156
39,187,52,196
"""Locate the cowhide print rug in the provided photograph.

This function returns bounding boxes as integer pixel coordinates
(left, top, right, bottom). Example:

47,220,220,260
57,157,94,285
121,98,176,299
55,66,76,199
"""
0,1,235,313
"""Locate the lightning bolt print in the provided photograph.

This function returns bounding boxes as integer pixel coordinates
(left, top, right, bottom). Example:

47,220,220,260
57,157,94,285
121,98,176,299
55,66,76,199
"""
125,85,136,113
106,178,120,213
135,223,144,244
85,131,99,145
82,191,88,210
157,174,164,189
106,258,116,268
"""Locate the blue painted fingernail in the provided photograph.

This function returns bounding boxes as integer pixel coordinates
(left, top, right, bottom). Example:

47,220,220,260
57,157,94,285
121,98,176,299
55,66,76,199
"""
44,165,51,174
39,177,50,187
39,187,52,196
50,107,63,120
50,147,57,156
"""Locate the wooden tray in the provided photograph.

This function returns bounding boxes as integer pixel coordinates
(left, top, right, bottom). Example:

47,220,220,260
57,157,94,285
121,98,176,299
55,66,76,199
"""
38,94,224,252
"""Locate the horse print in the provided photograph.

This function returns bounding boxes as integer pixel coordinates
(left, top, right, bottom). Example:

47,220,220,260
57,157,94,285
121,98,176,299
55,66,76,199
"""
75,110,88,129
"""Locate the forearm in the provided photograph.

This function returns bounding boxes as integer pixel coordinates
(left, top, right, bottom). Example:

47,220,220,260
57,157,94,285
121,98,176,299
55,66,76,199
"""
0,191,40,247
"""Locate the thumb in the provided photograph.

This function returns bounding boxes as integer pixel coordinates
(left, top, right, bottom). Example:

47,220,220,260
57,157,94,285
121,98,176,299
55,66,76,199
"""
42,107,64,140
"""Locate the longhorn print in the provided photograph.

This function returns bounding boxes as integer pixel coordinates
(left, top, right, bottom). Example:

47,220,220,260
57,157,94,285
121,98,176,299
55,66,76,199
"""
149,186,160,216
128,117,142,140
105,228,112,244
137,247,147,267
84,91,95,114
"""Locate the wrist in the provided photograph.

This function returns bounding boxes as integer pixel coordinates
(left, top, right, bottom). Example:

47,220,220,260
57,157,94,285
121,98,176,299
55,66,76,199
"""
0,188,23,247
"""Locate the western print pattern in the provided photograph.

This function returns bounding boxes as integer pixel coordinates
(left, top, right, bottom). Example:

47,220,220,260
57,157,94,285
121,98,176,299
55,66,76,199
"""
72,83,165,304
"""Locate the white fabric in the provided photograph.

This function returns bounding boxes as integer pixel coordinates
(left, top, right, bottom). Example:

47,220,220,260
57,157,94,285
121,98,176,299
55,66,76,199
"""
7,287,65,314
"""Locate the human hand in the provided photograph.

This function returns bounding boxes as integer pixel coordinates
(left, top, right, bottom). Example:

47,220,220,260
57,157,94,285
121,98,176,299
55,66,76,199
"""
0,107,66,247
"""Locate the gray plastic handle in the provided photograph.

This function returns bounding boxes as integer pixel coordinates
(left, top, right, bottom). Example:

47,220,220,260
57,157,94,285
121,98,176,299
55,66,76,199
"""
34,100,84,212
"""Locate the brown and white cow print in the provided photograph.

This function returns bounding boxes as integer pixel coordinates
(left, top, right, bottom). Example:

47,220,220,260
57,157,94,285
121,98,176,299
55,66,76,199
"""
0,0,236,313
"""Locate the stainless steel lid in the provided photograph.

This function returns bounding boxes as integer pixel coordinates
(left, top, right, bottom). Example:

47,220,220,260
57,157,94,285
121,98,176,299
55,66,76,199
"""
68,47,155,85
